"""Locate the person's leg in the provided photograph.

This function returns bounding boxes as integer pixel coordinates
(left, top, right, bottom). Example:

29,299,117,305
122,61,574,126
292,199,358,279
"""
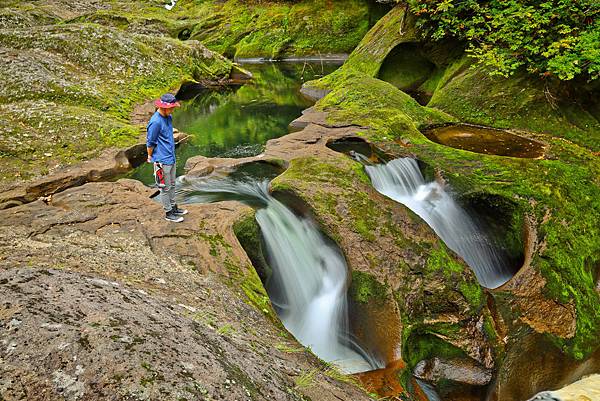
167,163,176,210
155,163,173,212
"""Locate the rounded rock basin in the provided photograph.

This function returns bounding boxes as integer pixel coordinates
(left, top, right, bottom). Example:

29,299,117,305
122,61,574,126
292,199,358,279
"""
424,124,546,158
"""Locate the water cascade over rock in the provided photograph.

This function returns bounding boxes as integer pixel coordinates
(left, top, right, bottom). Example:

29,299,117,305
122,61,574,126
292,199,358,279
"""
363,157,513,289
180,177,383,373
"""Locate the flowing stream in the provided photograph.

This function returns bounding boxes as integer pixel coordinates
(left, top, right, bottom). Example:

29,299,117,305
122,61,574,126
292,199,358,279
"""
363,157,513,289
127,61,340,184
130,61,383,372
416,379,442,401
180,177,383,374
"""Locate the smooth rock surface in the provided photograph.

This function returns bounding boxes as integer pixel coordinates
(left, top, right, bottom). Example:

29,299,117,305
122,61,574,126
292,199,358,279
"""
0,179,372,401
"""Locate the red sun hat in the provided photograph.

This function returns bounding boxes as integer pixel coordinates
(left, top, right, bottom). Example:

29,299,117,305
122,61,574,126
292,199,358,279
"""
154,93,181,108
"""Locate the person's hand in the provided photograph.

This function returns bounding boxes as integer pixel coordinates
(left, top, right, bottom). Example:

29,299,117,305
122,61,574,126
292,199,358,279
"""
147,156,152,163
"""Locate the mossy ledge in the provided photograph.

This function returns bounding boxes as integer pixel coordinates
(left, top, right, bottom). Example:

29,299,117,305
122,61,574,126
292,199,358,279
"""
59,0,372,60
271,153,497,380
307,4,600,360
0,4,233,189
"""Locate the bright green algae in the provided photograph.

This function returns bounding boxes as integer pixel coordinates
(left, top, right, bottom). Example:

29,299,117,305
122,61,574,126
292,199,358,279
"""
59,0,371,60
0,4,232,186
303,6,600,359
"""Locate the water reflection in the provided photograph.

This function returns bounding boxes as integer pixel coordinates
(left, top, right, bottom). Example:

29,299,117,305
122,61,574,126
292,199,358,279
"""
129,61,340,185
424,124,546,158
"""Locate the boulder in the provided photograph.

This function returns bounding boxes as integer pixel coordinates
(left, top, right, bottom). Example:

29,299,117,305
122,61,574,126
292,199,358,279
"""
0,179,373,401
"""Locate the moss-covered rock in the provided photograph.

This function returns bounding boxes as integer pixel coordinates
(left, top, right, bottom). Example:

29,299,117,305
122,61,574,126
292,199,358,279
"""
377,43,435,92
185,0,370,59
428,56,600,152
232,211,272,286
308,3,600,370
0,7,232,189
50,0,372,60
270,152,498,376
303,4,418,95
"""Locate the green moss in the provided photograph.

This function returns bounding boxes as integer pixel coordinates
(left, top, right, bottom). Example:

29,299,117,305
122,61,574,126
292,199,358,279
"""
425,246,466,276
0,20,232,186
316,72,454,138
309,4,600,359
185,0,370,59
482,314,499,343
347,191,379,242
402,328,467,369
349,271,388,305
351,162,371,185
377,43,435,91
233,212,271,277
198,232,233,258
458,282,485,311
304,4,417,93
272,156,388,243
428,56,600,152
417,67,445,95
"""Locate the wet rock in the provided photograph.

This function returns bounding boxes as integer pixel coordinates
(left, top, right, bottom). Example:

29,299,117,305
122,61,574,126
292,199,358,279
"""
0,7,232,189
184,109,497,380
229,64,253,82
526,374,600,401
0,179,372,401
0,132,191,210
356,360,407,399
495,217,576,339
490,333,600,401
428,56,600,152
299,86,331,102
414,357,492,386
288,107,344,132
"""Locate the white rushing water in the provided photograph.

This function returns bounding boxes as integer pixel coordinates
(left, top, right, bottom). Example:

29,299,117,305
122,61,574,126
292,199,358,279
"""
179,177,382,373
364,158,513,289
164,0,177,10
416,379,442,401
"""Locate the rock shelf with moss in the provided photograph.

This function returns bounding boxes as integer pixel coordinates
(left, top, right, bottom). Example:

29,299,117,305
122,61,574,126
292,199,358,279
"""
35,0,372,60
306,4,600,363
181,0,371,59
0,2,233,188
270,152,496,374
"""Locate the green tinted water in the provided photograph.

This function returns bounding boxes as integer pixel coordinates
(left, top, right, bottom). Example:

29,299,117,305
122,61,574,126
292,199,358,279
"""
129,62,340,185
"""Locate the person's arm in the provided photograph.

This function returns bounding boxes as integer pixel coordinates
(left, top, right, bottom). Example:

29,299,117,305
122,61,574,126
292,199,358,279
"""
146,121,159,163
146,147,154,163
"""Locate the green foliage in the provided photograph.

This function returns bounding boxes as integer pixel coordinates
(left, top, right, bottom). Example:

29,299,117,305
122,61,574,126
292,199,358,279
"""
407,0,600,81
349,271,388,304
294,368,319,389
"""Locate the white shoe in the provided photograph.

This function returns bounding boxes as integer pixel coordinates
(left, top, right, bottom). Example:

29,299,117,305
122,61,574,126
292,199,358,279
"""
165,211,184,223
172,204,188,216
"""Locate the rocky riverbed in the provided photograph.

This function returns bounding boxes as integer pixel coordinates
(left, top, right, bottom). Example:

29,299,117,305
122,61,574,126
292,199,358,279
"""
1,1,599,401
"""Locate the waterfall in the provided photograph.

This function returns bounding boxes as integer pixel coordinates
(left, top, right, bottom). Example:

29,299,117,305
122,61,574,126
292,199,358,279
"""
179,177,382,373
416,379,442,401
365,158,513,289
165,0,177,10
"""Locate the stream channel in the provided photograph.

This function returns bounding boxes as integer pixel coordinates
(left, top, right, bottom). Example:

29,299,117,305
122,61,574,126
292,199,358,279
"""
127,61,501,398
129,61,384,374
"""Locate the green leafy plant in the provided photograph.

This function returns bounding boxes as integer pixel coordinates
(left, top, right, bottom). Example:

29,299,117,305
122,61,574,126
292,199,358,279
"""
407,0,600,81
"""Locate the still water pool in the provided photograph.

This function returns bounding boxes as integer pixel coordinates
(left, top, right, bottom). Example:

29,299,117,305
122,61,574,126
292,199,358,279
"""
128,61,340,185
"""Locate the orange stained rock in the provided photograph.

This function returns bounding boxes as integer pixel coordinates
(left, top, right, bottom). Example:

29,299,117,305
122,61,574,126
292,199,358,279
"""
355,360,421,400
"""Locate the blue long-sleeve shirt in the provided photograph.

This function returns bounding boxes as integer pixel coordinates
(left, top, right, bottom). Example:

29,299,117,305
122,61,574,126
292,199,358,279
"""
146,111,176,164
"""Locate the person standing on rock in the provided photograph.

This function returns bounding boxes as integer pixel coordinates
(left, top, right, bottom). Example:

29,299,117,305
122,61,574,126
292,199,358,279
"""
147,93,188,223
